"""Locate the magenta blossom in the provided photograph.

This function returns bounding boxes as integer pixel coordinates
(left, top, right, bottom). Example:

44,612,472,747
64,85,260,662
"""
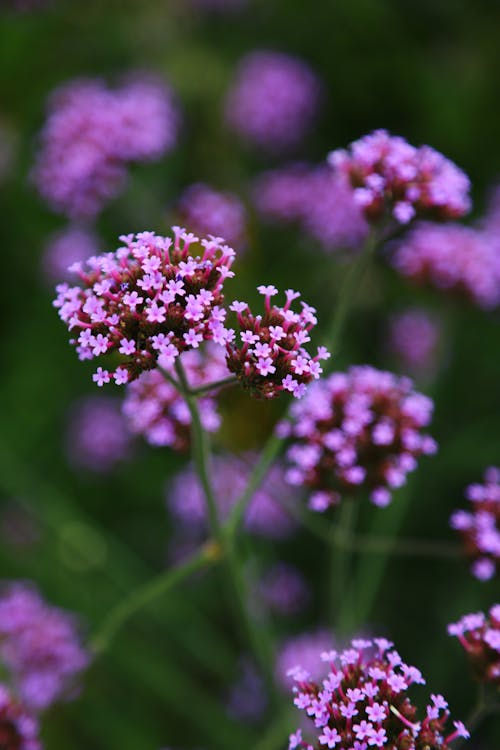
386,308,442,377
448,604,500,687
66,395,132,473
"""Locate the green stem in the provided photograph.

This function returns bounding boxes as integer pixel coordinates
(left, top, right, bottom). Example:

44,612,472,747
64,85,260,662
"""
188,375,238,396
329,501,358,634
91,542,220,655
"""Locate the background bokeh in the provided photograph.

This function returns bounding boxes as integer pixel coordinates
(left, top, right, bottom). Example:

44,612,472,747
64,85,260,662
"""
0,1,499,748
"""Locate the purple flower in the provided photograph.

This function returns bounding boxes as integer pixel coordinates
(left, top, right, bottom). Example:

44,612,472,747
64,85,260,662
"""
287,637,467,750
449,604,500,687
176,184,247,251
53,228,235,385
123,343,228,450
65,395,132,473
280,366,437,510
256,562,310,616
450,467,500,581
329,129,471,225
0,684,41,749
275,631,335,691
0,583,90,711
386,308,442,377
225,51,322,152
225,656,267,724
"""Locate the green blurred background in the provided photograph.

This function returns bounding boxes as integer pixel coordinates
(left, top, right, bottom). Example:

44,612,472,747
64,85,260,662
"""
0,0,499,747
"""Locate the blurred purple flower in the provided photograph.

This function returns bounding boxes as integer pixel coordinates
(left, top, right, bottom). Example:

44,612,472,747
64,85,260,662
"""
275,630,335,691
449,604,500,687
386,308,442,377
225,656,267,724
0,684,41,749
176,183,247,250
66,396,132,473
42,226,100,284
257,562,310,617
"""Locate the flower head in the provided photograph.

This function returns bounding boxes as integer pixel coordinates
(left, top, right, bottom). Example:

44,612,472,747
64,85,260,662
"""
122,343,228,449
450,467,500,581
279,366,437,510
226,287,329,400
386,308,442,377
0,583,90,711
53,228,235,385
65,395,132,472
288,637,467,750
448,604,500,687
0,685,41,749
176,183,247,250
225,51,321,152
329,129,471,225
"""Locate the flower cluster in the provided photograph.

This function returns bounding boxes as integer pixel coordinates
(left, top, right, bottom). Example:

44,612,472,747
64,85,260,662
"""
226,286,330,400
253,165,368,252
392,222,500,310
448,605,500,687
42,226,100,284
166,454,297,540
33,77,179,218
0,582,90,711
225,51,321,152
53,228,235,386
65,396,132,473
450,467,500,581
279,366,437,510
329,129,471,225
176,183,247,250
386,308,442,378
122,344,228,449
288,637,469,750
0,685,41,750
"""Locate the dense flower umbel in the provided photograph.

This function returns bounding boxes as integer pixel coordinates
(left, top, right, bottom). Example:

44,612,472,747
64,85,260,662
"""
448,605,500,687
450,467,500,581
176,183,247,250
122,344,228,449
386,308,442,378
166,454,297,540
0,583,90,711
53,228,235,386
224,51,321,152
392,222,500,310
279,366,437,510
65,396,132,473
288,638,469,750
0,685,41,750
33,77,179,218
226,286,330,400
329,129,471,225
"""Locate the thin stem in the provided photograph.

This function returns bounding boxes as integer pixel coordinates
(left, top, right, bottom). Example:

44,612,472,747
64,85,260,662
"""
329,501,358,634
91,541,220,655
188,375,238,397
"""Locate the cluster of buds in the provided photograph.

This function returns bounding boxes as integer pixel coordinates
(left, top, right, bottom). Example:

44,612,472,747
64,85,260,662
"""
450,467,500,581
329,129,471,225
225,286,330,399
53,228,235,387
0,685,41,750
288,637,469,750
279,366,437,510
448,605,500,687
122,344,228,449
0,583,89,711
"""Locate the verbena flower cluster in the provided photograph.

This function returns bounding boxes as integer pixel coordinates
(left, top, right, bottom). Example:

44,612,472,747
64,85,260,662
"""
450,467,500,581
392,222,500,310
225,51,321,152
33,77,179,218
53,228,235,387
0,685,41,750
386,308,442,378
253,165,369,252
42,226,100,284
166,454,297,540
0,582,90,711
122,343,228,449
66,396,132,473
329,129,471,225
279,366,437,510
287,637,469,749
448,605,500,687
176,183,247,250
226,286,330,399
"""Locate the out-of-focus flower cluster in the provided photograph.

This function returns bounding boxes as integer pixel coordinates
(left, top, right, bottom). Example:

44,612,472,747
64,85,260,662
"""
226,286,330,399
176,183,247,251
53,228,235,386
279,366,437,510
66,395,132,473
450,467,500,581
0,685,41,750
276,631,335,692
253,165,369,252
42,227,100,284
256,563,310,618
0,582,90,712
329,129,471,225
386,307,442,378
33,77,179,218
225,51,322,152
166,454,297,541
448,605,500,687
123,343,228,449
288,637,469,749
